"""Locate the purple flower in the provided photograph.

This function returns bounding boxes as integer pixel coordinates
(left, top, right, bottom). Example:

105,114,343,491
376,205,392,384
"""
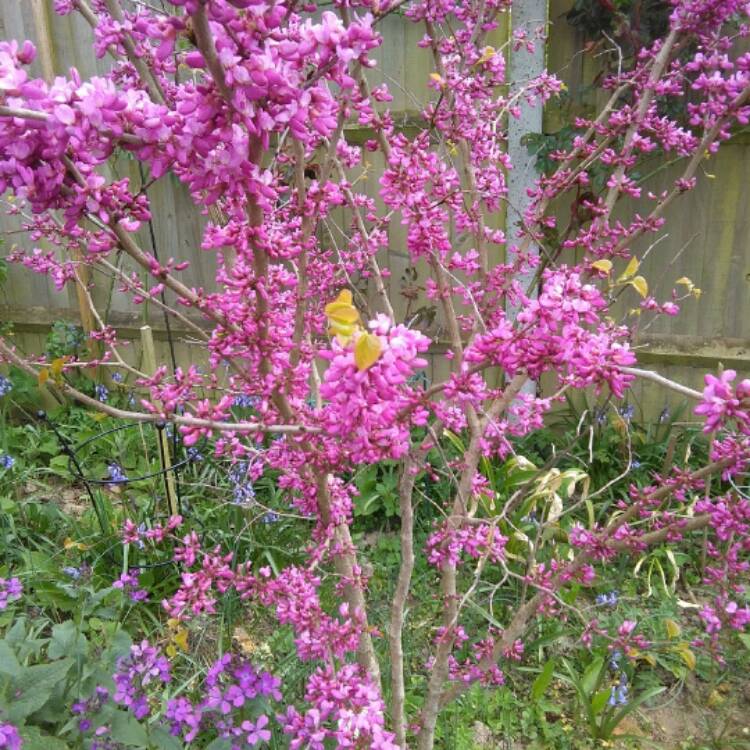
113,569,149,602
0,723,21,750
0,454,14,470
165,696,202,742
113,640,171,720
241,715,272,746
95,384,109,402
0,577,22,610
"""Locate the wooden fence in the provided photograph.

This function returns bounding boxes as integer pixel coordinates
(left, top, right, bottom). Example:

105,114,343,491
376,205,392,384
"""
1,0,748,422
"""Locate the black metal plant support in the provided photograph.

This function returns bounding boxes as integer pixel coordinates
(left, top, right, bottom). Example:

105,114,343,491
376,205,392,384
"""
38,411,194,536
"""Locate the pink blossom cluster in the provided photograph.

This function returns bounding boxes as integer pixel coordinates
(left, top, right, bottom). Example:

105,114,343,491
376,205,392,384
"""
318,316,431,463
426,522,508,568
695,370,750,433
280,663,398,750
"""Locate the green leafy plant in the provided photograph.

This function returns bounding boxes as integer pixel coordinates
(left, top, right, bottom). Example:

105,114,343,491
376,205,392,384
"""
554,653,666,741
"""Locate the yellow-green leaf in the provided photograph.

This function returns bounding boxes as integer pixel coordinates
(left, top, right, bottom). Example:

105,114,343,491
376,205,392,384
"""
676,644,696,670
630,275,649,298
51,357,66,379
591,259,613,274
354,332,382,371
619,256,640,281
38,368,50,387
664,618,681,639
325,289,361,343
430,72,445,86
173,628,189,652
476,46,495,65
676,277,693,287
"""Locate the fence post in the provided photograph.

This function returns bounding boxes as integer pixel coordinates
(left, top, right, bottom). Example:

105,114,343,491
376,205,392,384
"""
140,325,179,517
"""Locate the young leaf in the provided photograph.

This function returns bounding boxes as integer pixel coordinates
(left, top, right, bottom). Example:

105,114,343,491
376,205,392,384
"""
630,276,649,298
664,618,681,639
619,256,640,281
531,658,556,700
354,332,382,371
591,259,613,274
581,656,605,697
591,688,611,716
325,289,361,342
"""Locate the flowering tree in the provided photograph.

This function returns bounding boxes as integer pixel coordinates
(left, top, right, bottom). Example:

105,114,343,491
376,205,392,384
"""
1,0,750,747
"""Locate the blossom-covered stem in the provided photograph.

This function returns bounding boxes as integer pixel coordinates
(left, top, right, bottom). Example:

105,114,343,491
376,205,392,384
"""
610,513,711,551
289,117,347,366
0,103,142,144
601,28,679,216
102,0,166,105
69,0,98,28
190,3,233,102
620,366,703,400
96,258,211,342
75,267,147,379
0,339,317,433
438,457,736,712
609,82,750,257
108,221,236,332
333,159,395,319
458,139,489,280
418,396,509,750
389,455,419,748
431,260,465,361
316,474,381,687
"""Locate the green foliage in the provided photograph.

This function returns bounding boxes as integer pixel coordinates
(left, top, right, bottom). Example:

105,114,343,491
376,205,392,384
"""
0,614,132,745
45,322,86,361
556,653,666,741
0,394,747,749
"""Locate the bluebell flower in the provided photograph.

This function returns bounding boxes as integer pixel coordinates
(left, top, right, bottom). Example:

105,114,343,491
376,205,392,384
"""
631,459,641,469
620,404,635,422
233,482,255,506
62,566,82,580
232,394,257,409
609,650,622,670
128,394,136,407
0,454,15,470
95,384,109,402
187,447,203,462
610,673,629,706
229,461,255,505
262,512,279,524
0,375,12,396
659,407,670,423
594,408,608,425
106,463,128,485
596,590,619,607
111,372,124,383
